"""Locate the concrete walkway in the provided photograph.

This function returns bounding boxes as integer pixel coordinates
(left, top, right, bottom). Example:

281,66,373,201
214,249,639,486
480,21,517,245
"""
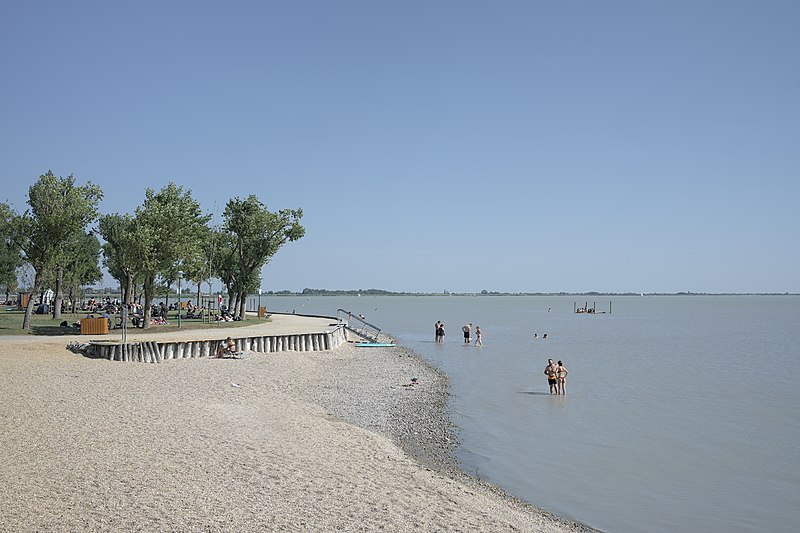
0,313,338,347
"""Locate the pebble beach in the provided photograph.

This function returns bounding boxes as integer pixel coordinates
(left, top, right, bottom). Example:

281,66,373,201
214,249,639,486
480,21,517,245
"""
0,316,594,531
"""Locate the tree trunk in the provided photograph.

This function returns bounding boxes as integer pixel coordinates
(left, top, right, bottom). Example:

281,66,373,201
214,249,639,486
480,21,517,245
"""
196,284,201,308
53,266,64,320
22,271,42,330
122,272,132,305
226,289,234,314
142,274,154,329
238,291,247,320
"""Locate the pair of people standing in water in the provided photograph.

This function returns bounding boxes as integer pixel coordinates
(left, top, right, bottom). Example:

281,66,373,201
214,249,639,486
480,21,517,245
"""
462,323,483,346
435,321,445,343
544,358,568,395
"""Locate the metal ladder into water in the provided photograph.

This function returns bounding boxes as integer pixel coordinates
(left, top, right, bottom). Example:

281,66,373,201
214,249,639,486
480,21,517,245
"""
336,308,381,343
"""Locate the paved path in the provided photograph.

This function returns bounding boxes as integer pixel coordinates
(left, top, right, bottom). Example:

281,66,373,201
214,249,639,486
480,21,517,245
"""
0,314,337,346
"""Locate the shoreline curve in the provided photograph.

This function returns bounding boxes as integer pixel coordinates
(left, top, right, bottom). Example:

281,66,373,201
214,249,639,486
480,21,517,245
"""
0,317,597,531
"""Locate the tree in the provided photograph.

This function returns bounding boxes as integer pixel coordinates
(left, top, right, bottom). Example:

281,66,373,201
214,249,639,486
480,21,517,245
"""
1,171,103,329
134,183,210,328
0,212,23,303
99,213,140,305
62,232,102,313
219,196,304,319
213,229,240,315
180,224,214,308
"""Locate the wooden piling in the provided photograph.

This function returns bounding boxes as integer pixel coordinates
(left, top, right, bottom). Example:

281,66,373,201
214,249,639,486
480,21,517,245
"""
84,324,347,364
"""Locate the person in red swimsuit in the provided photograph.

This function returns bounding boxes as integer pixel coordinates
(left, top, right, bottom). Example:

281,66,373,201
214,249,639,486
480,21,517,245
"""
557,360,569,395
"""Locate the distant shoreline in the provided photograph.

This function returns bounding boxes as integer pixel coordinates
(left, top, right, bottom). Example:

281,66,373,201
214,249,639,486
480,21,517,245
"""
265,290,799,297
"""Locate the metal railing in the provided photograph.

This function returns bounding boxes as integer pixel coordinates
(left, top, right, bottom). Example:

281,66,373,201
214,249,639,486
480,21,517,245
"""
336,308,381,342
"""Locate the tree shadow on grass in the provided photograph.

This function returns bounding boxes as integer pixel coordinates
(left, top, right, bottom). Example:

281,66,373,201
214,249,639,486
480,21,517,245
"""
31,325,82,336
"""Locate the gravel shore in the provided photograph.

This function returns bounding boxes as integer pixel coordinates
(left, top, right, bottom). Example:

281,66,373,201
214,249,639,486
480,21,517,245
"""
0,320,595,532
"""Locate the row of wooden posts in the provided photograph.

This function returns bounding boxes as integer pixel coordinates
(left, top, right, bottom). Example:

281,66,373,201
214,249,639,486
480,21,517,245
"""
88,326,348,363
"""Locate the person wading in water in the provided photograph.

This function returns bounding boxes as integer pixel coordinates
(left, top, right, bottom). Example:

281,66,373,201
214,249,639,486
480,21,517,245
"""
544,358,558,395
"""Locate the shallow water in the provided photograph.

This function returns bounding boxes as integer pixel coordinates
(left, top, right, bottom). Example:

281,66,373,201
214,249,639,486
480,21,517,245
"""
267,295,800,533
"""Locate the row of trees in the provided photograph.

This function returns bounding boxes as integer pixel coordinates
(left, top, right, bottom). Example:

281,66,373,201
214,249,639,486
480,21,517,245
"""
1,171,305,330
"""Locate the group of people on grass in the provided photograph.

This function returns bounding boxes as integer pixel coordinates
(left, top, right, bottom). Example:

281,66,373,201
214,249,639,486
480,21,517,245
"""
84,300,215,328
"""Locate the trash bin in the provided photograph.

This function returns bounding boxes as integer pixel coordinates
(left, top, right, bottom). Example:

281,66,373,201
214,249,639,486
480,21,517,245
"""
81,317,109,335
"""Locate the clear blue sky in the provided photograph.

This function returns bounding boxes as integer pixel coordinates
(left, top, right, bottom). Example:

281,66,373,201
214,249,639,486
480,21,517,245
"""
2,1,798,293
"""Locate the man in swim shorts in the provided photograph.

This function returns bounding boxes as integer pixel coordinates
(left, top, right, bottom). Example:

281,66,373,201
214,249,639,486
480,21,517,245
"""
463,323,472,344
544,358,558,395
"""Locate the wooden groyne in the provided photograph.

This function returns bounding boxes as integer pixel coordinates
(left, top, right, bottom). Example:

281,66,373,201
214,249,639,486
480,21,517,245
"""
85,324,348,363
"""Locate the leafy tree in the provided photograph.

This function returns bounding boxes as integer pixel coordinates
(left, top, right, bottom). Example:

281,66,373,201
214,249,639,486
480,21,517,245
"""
219,196,304,319
213,229,240,315
99,213,140,305
62,232,102,313
134,183,210,328
160,264,179,312
181,224,214,308
0,212,23,303
1,171,103,329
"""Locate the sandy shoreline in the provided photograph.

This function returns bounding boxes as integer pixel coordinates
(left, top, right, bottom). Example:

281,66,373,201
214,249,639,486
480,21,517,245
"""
0,318,594,531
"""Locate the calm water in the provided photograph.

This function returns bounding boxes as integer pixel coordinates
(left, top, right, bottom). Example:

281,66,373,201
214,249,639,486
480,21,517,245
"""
267,295,800,533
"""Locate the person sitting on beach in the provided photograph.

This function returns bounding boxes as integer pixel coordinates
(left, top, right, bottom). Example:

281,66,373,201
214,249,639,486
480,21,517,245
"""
216,336,237,358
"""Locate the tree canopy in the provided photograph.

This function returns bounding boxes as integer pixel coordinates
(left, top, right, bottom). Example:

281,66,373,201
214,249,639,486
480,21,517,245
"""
0,207,23,300
2,171,103,329
133,183,211,328
98,213,140,305
3,172,307,329
216,195,304,318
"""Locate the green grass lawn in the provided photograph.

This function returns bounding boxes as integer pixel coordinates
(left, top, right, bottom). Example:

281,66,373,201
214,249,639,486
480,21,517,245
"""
0,308,268,337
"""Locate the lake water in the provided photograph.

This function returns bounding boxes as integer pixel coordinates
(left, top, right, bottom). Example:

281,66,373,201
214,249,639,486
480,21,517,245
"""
265,295,800,533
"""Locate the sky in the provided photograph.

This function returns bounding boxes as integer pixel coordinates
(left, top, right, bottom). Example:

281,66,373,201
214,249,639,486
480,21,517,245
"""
1,1,798,294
